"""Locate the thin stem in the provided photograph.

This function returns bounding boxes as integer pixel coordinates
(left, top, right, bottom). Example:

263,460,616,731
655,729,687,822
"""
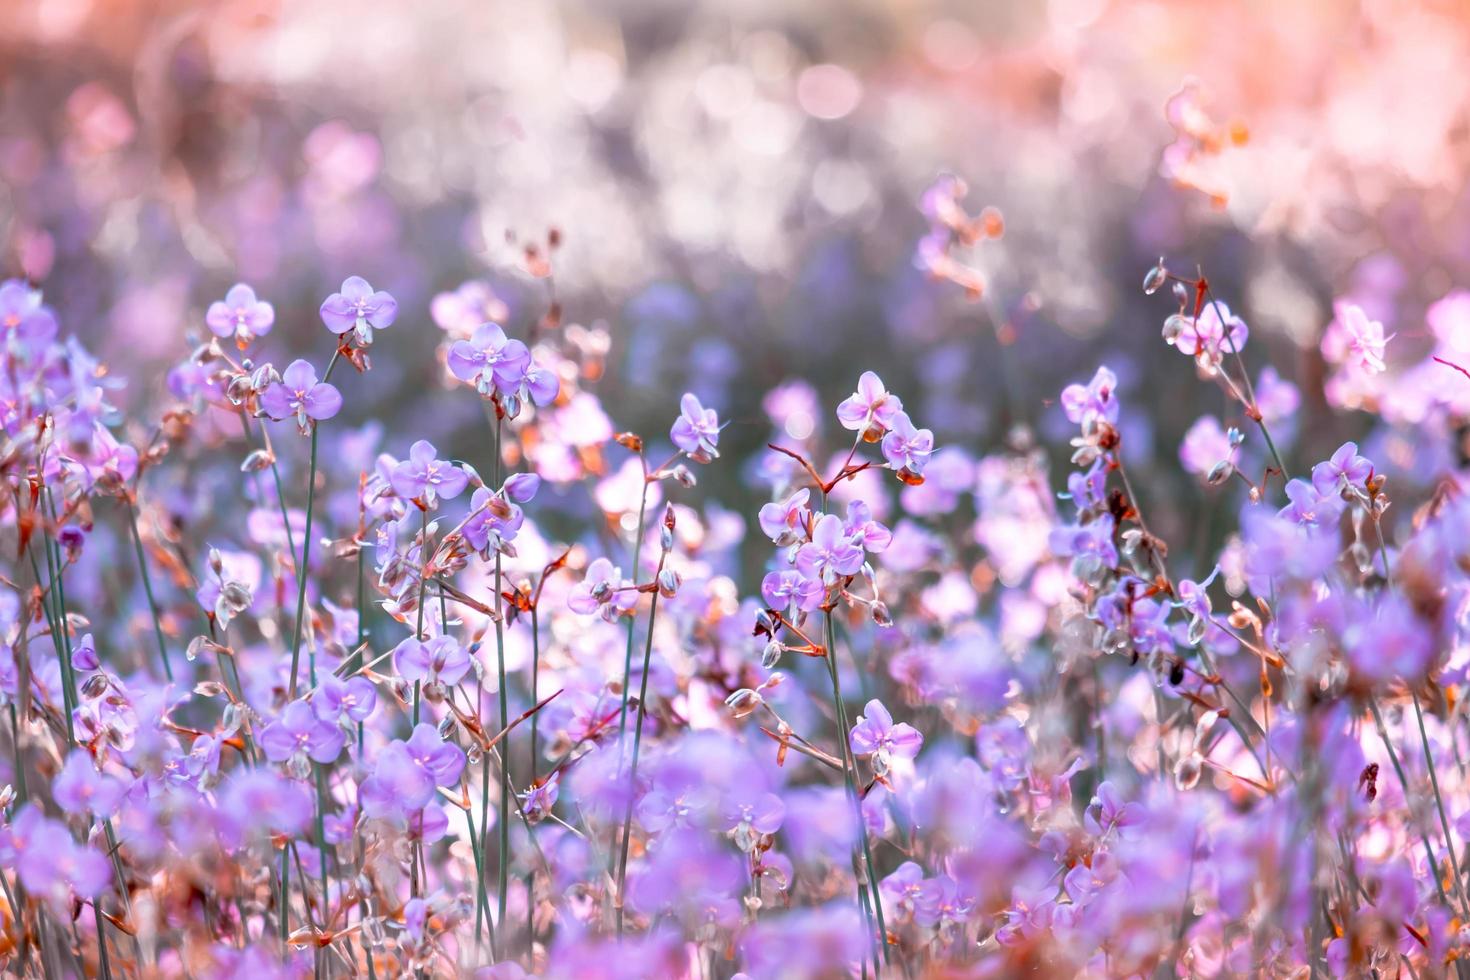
1368,698,1458,916
616,478,652,745
615,578,662,938
287,422,324,700
124,497,174,681
491,414,512,940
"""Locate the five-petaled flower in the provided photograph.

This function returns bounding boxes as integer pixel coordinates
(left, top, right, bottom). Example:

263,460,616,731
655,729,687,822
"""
320,275,398,346
206,283,275,347
260,359,342,435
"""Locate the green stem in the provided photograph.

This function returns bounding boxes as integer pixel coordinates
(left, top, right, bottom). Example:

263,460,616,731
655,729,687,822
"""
287,423,323,700
615,581,661,938
124,497,174,681
616,479,652,745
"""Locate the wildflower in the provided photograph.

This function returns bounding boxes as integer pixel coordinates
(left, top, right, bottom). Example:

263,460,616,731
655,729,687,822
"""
448,322,531,398
0,279,58,355
837,371,905,439
53,750,126,818
313,673,378,725
521,772,560,824
260,699,346,776
205,283,275,347
880,411,934,481
1334,301,1393,375
670,392,720,462
567,557,637,621
361,725,466,823
1310,441,1373,499
795,513,864,584
390,439,469,507
761,569,823,616
1060,366,1119,433
849,698,923,771
1167,300,1249,367
758,488,812,546
320,274,398,345
393,635,471,690
259,358,342,435
1083,781,1144,838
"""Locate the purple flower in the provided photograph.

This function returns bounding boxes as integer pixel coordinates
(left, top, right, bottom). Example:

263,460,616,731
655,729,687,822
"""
220,769,314,844
0,279,58,355
1278,478,1344,528
53,750,126,818
390,439,469,506
837,371,904,437
1083,781,1145,838
259,359,342,435
670,392,720,462
761,569,824,615
1310,441,1373,498
1335,301,1393,375
1343,594,1435,686
795,513,864,583
843,500,891,553
5,807,111,900
723,789,786,850
320,275,398,345
849,699,923,764
463,489,524,555
1179,415,1233,478
1060,366,1119,433
1127,597,1173,657
206,283,275,347
1047,515,1119,572
260,699,346,773
568,557,637,621
880,411,934,478
361,725,466,823
393,635,471,688
520,772,560,824
313,673,378,724
1169,300,1249,362
758,488,812,545
448,322,531,398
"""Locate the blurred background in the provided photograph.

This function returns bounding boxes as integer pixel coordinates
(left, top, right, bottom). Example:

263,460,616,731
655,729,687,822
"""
4,0,1470,557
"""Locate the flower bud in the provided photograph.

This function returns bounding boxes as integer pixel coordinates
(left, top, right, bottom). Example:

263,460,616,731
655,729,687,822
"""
657,568,681,598
870,601,893,628
240,448,275,473
1206,460,1234,486
1142,259,1168,295
761,641,783,670
725,688,763,718
671,464,696,488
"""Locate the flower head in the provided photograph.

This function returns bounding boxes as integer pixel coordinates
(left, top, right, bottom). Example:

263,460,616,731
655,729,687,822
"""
671,392,720,462
259,359,342,435
206,283,275,347
320,275,398,345
390,439,469,507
